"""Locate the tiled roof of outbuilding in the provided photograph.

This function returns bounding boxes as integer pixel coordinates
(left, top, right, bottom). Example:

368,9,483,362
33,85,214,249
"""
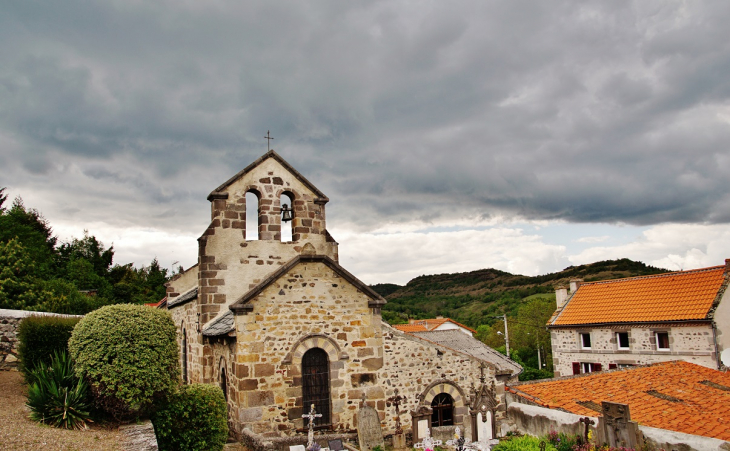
393,318,476,333
506,361,730,441
550,265,727,326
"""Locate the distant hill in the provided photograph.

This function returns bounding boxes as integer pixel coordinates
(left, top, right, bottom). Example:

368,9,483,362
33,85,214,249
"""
372,258,668,328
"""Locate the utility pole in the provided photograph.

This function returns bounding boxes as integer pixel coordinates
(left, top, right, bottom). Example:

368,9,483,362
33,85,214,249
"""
495,315,510,358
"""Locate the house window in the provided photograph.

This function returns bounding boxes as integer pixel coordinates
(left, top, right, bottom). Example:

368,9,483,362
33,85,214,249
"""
431,393,454,427
656,332,670,351
302,348,331,426
616,332,630,350
580,362,602,374
580,332,592,349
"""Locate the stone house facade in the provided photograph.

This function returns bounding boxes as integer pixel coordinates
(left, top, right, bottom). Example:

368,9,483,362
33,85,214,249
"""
165,150,521,442
547,263,730,377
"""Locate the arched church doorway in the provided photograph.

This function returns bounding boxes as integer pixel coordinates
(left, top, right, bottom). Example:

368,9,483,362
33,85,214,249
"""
302,348,330,426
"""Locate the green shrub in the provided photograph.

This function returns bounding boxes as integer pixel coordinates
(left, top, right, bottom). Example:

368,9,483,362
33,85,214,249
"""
17,314,81,380
26,350,93,430
492,436,557,451
152,383,229,451
68,304,179,420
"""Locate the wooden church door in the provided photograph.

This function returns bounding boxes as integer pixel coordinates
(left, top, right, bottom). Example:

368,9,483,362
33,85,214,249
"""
302,348,331,426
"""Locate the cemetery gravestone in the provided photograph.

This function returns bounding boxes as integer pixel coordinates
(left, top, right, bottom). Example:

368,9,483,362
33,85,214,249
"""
290,446,306,451
600,402,641,449
357,401,384,451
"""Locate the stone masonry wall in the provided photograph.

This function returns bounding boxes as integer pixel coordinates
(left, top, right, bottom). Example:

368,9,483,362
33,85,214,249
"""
227,261,382,437
377,326,500,441
551,323,717,376
195,157,338,327
0,309,83,369
0,315,22,369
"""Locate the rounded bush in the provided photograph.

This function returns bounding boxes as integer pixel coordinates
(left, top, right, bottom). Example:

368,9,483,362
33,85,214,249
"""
152,383,229,451
68,304,179,420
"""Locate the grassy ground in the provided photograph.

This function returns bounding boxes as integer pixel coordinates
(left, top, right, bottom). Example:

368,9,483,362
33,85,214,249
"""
0,369,121,451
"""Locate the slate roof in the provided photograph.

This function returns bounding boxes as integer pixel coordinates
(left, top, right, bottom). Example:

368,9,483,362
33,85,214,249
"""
202,310,235,337
505,361,730,440
207,150,329,203
393,318,476,334
167,287,198,308
410,329,522,376
549,264,728,326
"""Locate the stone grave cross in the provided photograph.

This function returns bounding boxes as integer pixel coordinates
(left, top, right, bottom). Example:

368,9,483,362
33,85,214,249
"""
387,388,405,434
302,403,322,449
414,427,443,451
446,426,466,451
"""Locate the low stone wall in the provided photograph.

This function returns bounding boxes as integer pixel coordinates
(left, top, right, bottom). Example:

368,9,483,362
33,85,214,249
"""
501,402,730,451
500,402,596,439
0,309,83,370
239,428,358,451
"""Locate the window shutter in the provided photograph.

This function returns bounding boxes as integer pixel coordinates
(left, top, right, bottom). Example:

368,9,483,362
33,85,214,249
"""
608,363,617,369
572,362,580,375
592,363,602,372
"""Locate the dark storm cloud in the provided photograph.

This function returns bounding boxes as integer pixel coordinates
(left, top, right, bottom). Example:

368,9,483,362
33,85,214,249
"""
1,0,730,235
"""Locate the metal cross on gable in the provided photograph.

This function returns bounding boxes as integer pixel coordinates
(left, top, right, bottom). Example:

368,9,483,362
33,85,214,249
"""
265,130,274,151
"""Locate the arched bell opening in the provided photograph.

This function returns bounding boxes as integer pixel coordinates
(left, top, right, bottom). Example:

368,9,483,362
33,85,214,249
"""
280,192,294,242
245,190,260,240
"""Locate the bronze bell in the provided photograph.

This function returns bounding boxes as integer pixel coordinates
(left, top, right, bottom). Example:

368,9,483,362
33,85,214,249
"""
281,203,293,222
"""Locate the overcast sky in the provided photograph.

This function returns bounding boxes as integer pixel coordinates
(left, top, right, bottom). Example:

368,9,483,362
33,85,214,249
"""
2,1,729,285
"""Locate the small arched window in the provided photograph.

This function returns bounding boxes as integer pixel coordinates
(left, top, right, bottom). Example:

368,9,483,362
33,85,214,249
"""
431,393,454,427
220,366,228,402
280,192,294,242
182,328,188,384
245,191,260,240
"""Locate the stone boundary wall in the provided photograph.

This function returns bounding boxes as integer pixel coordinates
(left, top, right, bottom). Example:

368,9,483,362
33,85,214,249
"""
501,402,730,451
240,428,357,451
0,309,83,369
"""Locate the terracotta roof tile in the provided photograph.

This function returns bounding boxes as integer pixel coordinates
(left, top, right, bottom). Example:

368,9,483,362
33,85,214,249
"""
392,324,429,333
551,266,726,326
393,318,476,333
506,361,730,441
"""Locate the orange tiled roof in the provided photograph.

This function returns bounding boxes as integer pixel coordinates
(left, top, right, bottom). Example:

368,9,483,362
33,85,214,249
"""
392,323,429,333
506,361,730,440
393,318,476,334
551,265,727,326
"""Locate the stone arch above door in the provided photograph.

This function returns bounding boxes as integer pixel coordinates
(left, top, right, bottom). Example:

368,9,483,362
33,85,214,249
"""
419,379,467,408
282,334,349,365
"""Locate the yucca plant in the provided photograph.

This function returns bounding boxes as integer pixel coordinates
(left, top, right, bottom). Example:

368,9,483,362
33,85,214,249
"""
26,350,93,430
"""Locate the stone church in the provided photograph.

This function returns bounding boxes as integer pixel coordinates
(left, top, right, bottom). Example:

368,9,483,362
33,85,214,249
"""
165,150,520,444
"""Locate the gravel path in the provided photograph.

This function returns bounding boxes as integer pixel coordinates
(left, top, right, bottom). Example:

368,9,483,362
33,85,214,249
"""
0,369,121,451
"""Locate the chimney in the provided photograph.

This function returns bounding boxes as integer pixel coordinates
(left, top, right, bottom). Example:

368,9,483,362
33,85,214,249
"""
725,258,730,275
569,279,583,293
555,285,568,309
